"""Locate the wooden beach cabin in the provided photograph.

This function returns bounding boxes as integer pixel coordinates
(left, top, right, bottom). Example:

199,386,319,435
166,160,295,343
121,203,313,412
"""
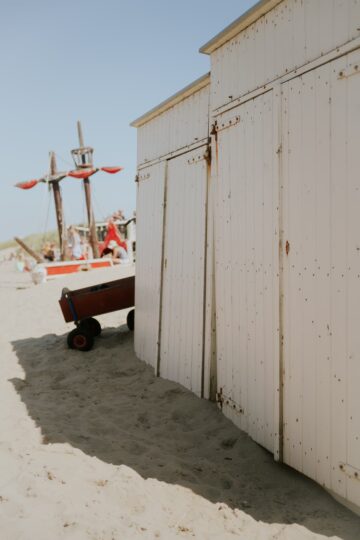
131,74,212,397
132,0,360,513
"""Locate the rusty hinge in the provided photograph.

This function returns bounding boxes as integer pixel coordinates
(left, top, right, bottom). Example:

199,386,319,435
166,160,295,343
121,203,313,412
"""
213,114,241,133
210,121,217,136
338,63,360,79
204,145,211,166
285,240,290,256
216,387,224,409
339,462,360,481
215,389,244,415
138,172,150,182
188,149,210,165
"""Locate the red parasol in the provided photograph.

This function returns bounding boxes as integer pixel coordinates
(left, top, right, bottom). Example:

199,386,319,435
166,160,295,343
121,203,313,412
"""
101,166,123,174
15,179,41,190
67,168,97,179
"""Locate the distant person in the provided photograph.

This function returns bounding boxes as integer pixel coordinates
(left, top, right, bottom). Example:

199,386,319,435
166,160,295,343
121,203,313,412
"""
102,240,129,263
101,219,128,254
67,226,82,260
112,209,125,221
42,242,55,262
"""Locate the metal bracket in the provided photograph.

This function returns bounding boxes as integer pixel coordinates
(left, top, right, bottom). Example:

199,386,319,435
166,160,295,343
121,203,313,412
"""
187,151,209,165
338,63,360,79
137,172,151,182
339,462,360,481
213,114,241,133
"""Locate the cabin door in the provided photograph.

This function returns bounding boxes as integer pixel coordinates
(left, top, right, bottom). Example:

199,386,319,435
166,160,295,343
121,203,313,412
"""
135,161,166,370
159,148,208,397
281,49,360,507
214,90,279,454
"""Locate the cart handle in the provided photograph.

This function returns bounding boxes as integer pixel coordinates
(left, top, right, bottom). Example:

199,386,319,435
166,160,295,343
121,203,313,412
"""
62,288,79,324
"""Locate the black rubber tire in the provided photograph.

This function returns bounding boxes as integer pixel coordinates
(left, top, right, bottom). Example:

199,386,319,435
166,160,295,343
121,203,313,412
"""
80,317,102,337
127,309,135,331
67,328,94,351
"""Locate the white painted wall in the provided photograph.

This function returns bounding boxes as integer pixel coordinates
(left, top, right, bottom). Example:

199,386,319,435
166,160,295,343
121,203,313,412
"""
137,85,210,166
134,162,166,369
134,80,211,395
134,0,360,512
210,0,360,111
159,148,208,396
213,90,279,454
281,48,360,507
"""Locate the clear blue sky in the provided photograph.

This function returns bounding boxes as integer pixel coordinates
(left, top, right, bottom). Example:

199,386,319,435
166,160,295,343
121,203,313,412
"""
0,0,256,242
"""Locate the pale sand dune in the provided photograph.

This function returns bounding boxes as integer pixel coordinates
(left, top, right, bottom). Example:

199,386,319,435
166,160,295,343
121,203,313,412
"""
0,260,359,539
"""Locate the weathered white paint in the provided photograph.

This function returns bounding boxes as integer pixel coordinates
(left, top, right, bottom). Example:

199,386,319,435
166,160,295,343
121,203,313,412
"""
209,0,360,110
133,76,211,390
159,148,208,396
132,0,360,513
214,90,279,453
134,162,166,369
137,84,210,166
281,48,360,508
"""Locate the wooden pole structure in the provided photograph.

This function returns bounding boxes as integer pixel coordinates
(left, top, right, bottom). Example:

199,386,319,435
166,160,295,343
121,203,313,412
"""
14,237,43,263
77,121,99,258
49,152,66,261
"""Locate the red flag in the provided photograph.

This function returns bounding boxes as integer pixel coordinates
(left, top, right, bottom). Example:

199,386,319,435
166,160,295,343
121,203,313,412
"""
101,167,123,174
15,180,39,190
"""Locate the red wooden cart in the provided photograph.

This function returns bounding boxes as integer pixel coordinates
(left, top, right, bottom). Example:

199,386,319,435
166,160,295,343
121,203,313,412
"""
59,275,135,351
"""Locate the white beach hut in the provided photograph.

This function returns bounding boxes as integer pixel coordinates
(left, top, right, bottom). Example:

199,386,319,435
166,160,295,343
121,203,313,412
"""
132,0,360,512
131,74,213,398
200,0,360,513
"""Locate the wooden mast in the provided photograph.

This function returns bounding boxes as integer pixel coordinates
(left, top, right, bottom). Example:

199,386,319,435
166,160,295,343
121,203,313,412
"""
76,121,99,258
49,152,66,261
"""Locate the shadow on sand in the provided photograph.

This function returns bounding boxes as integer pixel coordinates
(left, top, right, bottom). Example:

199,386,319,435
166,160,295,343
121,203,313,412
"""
11,327,360,539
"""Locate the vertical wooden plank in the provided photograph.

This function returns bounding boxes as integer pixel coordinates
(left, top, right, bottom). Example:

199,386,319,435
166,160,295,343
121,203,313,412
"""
264,11,275,85
332,0,350,48
254,16,266,90
282,50,360,511
318,0,333,57
345,49,360,509
349,0,360,40
303,0,320,63
159,149,207,396
238,110,249,434
328,55,348,499
299,68,318,481
222,125,234,404
214,127,227,405
245,100,257,441
215,91,276,451
135,162,166,369
291,0,306,70
280,80,289,462
282,75,305,471
273,82,282,461
313,61,332,490
228,121,238,409
263,90,277,453
253,95,265,445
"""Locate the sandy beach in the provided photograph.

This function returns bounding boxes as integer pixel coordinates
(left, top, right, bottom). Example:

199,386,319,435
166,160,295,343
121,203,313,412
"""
0,259,359,540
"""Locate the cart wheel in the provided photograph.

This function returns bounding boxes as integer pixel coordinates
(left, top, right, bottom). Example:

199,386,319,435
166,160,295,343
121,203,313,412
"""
127,309,135,331
67,327,94,351
80,317,102,337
